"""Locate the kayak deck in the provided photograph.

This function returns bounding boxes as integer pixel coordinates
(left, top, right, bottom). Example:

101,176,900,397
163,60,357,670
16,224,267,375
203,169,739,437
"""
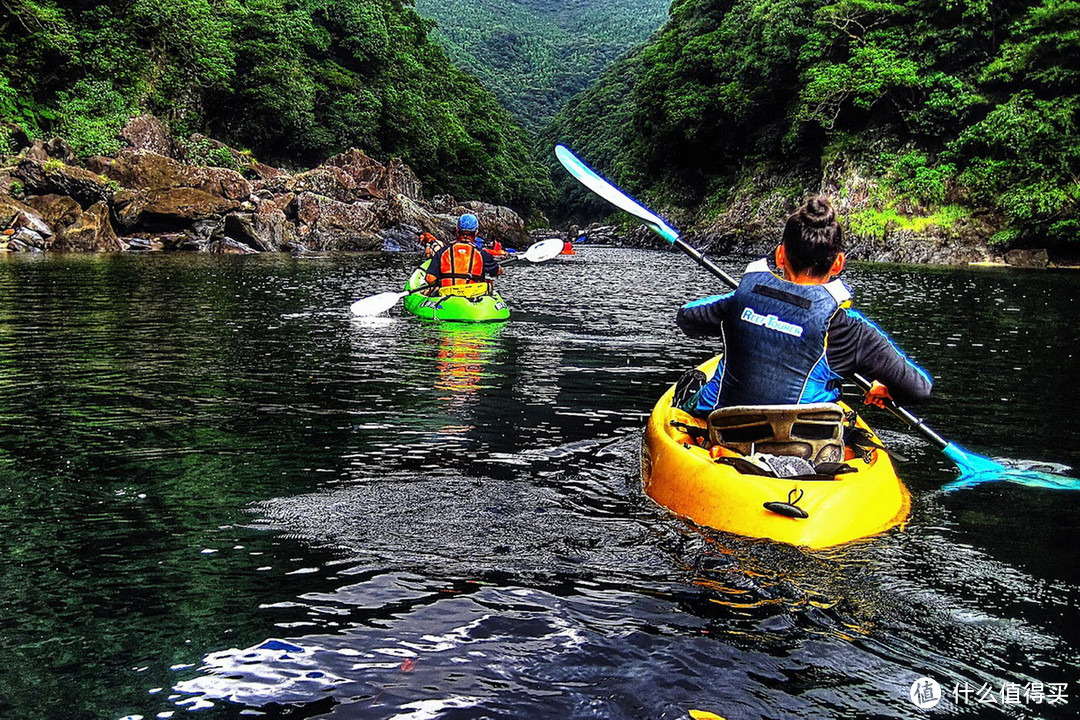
403,262,509,323
642,356,910,548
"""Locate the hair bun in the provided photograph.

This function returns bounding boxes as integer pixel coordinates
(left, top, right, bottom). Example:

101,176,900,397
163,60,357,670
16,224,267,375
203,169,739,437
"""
803,196,835,228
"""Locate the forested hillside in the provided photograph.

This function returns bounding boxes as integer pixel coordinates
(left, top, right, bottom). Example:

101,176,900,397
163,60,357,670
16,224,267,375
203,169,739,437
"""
545,0,1080,249
0,0,552,210
414,0,669,130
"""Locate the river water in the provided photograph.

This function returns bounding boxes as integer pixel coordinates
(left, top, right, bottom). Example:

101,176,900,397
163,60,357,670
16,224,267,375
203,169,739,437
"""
0,247,1077,720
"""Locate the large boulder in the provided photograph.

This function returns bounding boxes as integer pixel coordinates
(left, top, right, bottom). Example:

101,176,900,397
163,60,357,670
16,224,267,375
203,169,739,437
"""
15,157,114,208
383,158,424,202
377,194,445,236
87,149,250,201
223,200,296,252
322,148,424,202
460,200,530,247
285,166,363,204
0,194,55,239
23,194,81,233
52,202,123,251
206,237,260,254
23,137,76,164
113,187,240,230
119,115,181,159
295,192,381,250
368,194,451,251
1005,248,1049,268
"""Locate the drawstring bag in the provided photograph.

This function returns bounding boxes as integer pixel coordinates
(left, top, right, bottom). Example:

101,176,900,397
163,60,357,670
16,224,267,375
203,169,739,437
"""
744,450,818,478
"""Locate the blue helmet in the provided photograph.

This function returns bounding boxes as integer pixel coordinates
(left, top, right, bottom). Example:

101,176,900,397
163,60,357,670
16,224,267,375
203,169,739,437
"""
457,213,479,232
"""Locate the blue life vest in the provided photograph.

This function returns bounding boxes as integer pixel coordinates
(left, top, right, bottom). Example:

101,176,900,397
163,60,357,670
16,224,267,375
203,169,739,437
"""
714,258,851,407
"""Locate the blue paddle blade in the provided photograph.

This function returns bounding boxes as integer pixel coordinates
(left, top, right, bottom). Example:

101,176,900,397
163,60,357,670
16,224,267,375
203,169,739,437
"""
943,442,1008,475
941,442,1080,492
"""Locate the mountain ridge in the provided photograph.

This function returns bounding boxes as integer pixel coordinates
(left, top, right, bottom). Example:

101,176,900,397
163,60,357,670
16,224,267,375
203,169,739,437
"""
414,0,670,131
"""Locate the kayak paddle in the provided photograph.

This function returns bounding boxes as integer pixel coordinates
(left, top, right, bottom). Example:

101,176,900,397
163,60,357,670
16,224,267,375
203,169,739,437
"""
555,143,1077,491
853,370,1079,491
349,237,564,316
498,237,564,264
555,145,738,288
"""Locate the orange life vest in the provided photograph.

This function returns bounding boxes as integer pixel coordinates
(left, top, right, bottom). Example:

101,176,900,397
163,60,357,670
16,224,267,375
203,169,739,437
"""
427,242,485,286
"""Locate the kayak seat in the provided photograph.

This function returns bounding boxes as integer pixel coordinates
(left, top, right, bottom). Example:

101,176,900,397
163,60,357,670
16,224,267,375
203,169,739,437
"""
707,403,846,465
437,282,489,298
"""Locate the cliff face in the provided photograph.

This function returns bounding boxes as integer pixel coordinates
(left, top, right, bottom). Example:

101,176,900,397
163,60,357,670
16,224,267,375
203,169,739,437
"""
544,0,1080,263
685,160,1003,267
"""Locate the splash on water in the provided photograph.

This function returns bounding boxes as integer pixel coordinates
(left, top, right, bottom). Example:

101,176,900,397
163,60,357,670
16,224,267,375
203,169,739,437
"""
941,445,1077,493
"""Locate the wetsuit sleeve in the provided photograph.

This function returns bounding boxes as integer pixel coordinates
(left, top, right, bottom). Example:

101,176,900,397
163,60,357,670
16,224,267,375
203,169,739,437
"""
676,293,733,337
426,249,444,284
480,249,502,277
827,308,933,404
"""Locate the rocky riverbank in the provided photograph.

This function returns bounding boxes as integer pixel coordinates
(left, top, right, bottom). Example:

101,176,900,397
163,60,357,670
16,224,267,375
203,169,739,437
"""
1,117,1070,269
562,161,1075,269
0,117,539,255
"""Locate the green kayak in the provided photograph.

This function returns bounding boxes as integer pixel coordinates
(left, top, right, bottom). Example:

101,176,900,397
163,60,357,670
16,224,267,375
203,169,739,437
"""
402,261,510,323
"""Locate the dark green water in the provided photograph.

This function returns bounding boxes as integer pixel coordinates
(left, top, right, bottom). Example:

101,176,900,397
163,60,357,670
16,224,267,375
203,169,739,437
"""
0,248,1077,720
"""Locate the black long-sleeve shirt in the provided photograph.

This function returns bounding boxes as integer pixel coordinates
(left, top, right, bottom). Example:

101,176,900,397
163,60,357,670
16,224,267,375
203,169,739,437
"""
677,294,933,405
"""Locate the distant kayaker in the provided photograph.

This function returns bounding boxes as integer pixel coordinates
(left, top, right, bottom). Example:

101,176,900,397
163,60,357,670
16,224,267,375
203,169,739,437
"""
675,196,932,416
425,213,503,289
420,231,447,258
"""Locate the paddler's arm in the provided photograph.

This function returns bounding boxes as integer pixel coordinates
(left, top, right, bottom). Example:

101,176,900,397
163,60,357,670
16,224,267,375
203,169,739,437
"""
676,292,734,337
479,248,502,277
827,308,933,405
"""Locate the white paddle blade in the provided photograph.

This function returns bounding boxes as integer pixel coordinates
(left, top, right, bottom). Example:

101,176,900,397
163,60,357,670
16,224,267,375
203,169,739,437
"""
554,144,681,244
523,237,565,262
350,290,407,316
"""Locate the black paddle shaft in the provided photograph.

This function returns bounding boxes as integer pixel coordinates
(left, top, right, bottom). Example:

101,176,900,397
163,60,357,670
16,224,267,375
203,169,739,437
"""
671,237,740,289
851,372,949,450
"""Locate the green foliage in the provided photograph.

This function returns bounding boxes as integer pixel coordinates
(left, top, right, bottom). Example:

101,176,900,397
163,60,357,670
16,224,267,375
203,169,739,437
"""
798,44,922,125
876,149,956,206
846,203,968,239
414,0,669,131
981,0,1080,90
180,137,240,171
0,72,34,139
0,0,551,211
538,54,648,218
55,79,131,156
549,0,1080,244
948,91,1080,242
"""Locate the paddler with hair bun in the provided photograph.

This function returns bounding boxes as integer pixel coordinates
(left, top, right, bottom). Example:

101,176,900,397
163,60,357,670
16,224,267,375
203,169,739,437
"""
675,195,933,417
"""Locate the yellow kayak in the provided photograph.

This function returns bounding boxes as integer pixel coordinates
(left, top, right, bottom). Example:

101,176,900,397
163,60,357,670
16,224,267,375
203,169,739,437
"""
642,356,910,549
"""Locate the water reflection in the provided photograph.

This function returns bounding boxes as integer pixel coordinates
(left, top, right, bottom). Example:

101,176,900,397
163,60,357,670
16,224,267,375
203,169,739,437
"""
430,322,505,406
0,251,1076,720
170,511,1079,719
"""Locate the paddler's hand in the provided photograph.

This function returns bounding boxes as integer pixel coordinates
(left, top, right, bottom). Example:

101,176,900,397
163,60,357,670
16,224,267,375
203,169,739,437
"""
863,380,893,409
